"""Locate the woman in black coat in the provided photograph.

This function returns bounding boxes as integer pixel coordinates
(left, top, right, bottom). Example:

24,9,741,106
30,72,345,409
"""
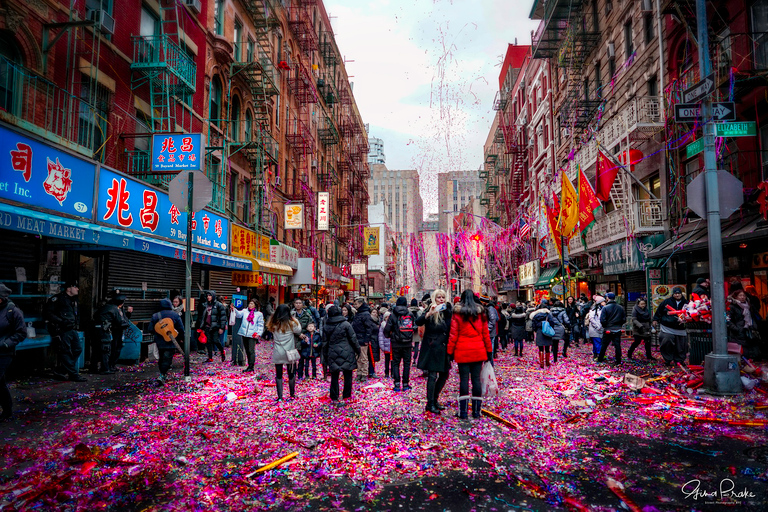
322,306,361,404
416,289,452,415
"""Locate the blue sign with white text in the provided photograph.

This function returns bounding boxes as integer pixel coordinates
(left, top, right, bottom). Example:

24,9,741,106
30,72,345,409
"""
96,167,229,253
0,124,96,219
151,133,203,172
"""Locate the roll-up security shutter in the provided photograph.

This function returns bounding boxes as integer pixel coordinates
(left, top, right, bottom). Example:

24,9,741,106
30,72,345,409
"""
0,231,41,281
208,270,238,303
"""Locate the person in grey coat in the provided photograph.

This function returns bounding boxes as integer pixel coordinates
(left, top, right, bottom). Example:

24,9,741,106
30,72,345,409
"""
322,306,361,404
267,304,302,402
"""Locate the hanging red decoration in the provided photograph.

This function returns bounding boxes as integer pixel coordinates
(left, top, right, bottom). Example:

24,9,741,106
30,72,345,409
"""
758,181,768,220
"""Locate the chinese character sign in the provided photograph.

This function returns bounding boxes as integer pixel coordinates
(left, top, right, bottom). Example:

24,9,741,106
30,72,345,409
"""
231,224,259,258
317,192,330,230
0,125,96,218
363,227,380,256
284,204,304,230
152,134,203,172
97,168,229,253
257,235,271,261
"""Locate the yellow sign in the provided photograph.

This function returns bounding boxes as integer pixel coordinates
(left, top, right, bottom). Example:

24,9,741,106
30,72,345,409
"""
285,204,304,230
232,224,259,258
257,235,271,261
363,227,380,256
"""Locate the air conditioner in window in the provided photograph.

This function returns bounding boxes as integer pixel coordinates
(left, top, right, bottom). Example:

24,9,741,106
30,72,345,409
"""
605,2,613,15
184,0,202,14
641,0,653,13
275,176,282,186
608,42,615,57
87,9,115,35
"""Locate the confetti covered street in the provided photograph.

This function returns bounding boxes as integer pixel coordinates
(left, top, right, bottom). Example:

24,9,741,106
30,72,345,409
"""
2,340,767,511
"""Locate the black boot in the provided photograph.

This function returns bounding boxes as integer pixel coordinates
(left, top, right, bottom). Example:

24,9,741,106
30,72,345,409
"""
288,375,296,398
425,375,440,414
472,398,483,419
457,398,469,419
275,379,284,401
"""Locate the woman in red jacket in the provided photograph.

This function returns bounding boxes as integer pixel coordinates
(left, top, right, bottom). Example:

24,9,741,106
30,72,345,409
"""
447,290,493,419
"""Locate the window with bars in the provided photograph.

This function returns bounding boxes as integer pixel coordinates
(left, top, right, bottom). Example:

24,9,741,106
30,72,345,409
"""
77,76,110,161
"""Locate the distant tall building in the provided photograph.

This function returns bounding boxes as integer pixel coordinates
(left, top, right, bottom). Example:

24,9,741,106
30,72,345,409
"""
365,124,386,164
437,171,485,232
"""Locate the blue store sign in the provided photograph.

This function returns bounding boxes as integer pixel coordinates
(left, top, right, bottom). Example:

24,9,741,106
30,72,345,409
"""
0,124,96,219
152,133,203,172
97,167,229,253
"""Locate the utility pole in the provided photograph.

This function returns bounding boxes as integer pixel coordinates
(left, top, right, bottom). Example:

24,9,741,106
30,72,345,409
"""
696,0,740,394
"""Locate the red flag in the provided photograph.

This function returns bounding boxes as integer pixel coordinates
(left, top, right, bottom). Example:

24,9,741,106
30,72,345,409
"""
578,166,602,233
547,192,562,258
596,151,620,201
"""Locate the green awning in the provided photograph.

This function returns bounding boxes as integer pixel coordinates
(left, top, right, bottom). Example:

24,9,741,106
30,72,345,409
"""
535,265,561,289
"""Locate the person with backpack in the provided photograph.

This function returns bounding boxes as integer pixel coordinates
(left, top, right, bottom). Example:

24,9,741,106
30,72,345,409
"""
549,300,570,363
565,296,580,346
44,281,86,382
447,291,492,419
384,296,417,392
90,291,132,375
195,291,228,363
524,301,536,344
531,300,557,369
147,298,185,385
0,284,26,420
586,295,606,359
416,289,452,415
480,296,499,361
496,303,508,356
598,292,626,364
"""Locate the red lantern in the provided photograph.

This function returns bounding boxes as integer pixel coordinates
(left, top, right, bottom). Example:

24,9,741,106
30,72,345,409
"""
450,279,457,284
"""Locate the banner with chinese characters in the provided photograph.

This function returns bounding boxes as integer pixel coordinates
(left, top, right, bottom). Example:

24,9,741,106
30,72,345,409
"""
351,263,367,275
232,272,288,287
231,224,259,258
317,192,330,230
96,167,229,253
284,203,304,229
151,133,203,172
257,235,271,261
270,239,299,268
0,124,96,219
363,227,380,255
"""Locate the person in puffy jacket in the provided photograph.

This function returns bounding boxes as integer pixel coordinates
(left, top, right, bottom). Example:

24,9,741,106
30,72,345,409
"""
628,298,653,360
196,290,228,363
384,297,417,392
322,306,361,404
378,309,392,378
232,300,264,373
652,287,689,366
508,305,527,357
549,300,570,363
351,297,377,382
531,300,557,369
0,284,25,420
148,298,184,385
416,289,452,415
267,304,302,402
586,296,606,359
598,292,626,364
447,290,492,420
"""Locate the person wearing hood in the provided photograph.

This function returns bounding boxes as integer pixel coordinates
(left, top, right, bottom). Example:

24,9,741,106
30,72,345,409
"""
628,298,653,360
378,308,392,378
90,290,132,374
416,289,452,415
148,298,184,385
384,296,418,392
231,299,264,372
549,300,570,362
195,291,228,363
508,304,527,357
44,281,86,382
267,304,302,401
531,300,557,368
585,295,606,359
350,296,377,382
0,284,26,420
598,292,626,364
322,305,361,404
409,298,425,367
652,287,689,366
447,291,492,419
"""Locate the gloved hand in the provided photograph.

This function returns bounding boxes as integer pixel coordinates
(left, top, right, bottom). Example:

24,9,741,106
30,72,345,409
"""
487,352,493,362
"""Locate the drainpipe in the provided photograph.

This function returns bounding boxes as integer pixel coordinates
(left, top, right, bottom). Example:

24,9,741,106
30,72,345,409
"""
655,0,670,233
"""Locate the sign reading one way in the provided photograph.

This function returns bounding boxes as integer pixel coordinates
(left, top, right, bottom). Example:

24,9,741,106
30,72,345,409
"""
674,101,736,123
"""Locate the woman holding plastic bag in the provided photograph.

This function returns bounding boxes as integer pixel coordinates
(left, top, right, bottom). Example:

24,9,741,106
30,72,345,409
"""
447,290,492,420
416,289,452,415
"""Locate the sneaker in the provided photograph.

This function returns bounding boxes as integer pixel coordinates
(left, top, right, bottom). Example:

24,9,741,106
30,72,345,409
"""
393,384,401,392
243,367,255,373
402,384,412,392
205,358,214,363
68,374,87,382
220,351,226,362
52,372,68,381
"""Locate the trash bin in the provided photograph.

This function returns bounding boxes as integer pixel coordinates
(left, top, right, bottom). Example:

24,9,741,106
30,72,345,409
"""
686,321,713,365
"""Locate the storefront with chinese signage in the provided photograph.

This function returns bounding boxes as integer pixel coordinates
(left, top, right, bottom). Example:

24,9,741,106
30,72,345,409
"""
517,260,540,302
227,226,295,305
601,235,665,307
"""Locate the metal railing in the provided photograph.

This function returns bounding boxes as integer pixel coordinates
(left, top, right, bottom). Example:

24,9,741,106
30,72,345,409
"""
131,35,197,93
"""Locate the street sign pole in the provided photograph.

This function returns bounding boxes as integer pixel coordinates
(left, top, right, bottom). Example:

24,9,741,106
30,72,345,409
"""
696,0,740,394
184,171,193,381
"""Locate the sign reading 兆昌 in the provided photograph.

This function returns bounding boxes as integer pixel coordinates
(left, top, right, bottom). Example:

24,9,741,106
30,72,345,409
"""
96,168,229,253
0,124,96,219
152,134,203,172
317,192,329,230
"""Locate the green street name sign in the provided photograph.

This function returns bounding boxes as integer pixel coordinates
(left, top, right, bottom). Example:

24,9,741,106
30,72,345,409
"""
685,139,704,159
716,121,757,137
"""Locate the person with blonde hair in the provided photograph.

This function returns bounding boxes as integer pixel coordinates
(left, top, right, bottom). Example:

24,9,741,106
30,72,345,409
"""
267,304,302,401
416,289,453,414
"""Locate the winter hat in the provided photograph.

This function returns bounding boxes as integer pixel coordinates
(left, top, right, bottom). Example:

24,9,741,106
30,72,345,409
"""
696,278,706,285
453,296,461,304
0,284,11,300
396,296,408,307
421,293,431,302
593,295,605,305
606,292,616,300
64,280,79,289
672,287,683,294
410,298,418,307
327,305,342,317
539,299,549,307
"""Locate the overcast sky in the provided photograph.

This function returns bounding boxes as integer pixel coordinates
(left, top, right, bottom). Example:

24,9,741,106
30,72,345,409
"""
325,0,539,216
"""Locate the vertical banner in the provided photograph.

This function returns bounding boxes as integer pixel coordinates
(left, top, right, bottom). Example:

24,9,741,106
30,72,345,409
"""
317,192,330,230
284,203,304,229
363,227,380,256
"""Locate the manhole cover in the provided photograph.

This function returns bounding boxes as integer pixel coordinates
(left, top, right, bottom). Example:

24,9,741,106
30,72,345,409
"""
744,446,768,463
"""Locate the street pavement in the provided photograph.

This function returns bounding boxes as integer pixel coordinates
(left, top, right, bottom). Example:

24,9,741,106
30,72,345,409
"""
1,339,767,511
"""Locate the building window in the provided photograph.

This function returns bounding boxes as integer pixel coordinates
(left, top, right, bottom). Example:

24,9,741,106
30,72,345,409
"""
214,0,224,36
595,61,602,98
761,124,768,180
78,76,109,161
210,76,222,127
243,179,251,222
583,77,590,101
0,34,21,115
233,19,242,60
684,158,700,186
647,75,658,97
244,109,253,141
608,56,616,81
247,36,255,62
752,0,768,69
230,95,241,141
134,112,151,152
624,21,634,59
644,14,654,45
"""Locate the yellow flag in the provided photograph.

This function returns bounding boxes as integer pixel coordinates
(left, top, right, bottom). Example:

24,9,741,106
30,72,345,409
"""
363,227,380,255
559,171,579,236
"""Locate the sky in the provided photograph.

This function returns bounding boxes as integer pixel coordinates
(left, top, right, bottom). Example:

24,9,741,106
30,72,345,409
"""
324,0,539,217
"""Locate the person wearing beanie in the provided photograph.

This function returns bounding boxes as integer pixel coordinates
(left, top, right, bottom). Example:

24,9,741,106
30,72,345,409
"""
384,296,418,392
44,281,86,382
0,284,26,420
598,292,626,364
90,290,133,374
692,278,710,298
585,296,606,359
652,287,689,366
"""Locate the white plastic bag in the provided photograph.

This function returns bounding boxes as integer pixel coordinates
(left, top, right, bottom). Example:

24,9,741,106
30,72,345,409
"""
229,309,237,326
481,361,499,398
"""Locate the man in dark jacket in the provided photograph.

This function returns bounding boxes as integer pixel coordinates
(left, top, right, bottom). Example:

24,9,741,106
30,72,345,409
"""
351,296,376,382
653,287,689,366
91,290,133,374
195,291,228,363
598,292,626,364
384,296,417,392
692,278,710,298
148,298,185,385
0,284,26,420
44,281,86,382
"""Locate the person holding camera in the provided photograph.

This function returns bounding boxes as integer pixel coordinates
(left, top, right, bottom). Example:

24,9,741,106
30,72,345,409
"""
416,289,452,415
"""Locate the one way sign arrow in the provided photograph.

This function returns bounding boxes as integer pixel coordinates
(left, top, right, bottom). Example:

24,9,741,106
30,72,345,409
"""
712,101,736,121
683,72,715,103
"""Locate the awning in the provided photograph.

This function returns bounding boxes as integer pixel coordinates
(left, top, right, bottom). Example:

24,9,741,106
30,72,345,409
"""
647,213,768,258
535,265,561,289
253,259,294,276
133,235,252,271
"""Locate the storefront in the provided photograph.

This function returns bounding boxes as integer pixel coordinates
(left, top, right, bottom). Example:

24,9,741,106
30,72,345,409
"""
270,239,299,303
601,235,665,313
517,260,540,303
229,225,294,305
534,265,561,302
